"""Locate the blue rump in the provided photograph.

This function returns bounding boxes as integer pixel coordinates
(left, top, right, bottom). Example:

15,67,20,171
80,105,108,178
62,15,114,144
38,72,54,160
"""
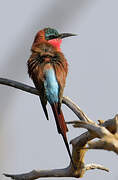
44,68,59,104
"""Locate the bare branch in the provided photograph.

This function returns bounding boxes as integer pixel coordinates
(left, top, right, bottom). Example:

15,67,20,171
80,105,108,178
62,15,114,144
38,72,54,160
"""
4,114,115,180
0,77,116,179
71,117,118,154
62,96,93,123
4,167,73,180
85,163,109,172
0,78,39,96
70,115,118,153
4,162,109,180
71,120,113,138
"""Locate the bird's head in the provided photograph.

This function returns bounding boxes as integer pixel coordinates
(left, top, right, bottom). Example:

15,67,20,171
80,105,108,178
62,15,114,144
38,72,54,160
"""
33,27,76,51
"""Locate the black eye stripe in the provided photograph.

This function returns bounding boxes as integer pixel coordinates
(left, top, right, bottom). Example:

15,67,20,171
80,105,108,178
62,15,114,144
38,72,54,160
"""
48,35,58,40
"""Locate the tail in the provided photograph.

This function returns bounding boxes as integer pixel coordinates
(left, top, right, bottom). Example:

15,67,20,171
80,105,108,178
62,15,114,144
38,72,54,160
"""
40,99,49,120
51,103,76,169
39,96,49,120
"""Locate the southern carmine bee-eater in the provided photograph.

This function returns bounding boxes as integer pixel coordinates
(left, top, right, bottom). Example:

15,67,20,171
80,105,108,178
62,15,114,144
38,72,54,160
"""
27,27,76,168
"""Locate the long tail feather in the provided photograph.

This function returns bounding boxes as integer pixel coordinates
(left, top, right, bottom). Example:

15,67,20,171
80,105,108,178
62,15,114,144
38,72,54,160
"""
61,133,76,170
51,103,67,134
51,103,76,169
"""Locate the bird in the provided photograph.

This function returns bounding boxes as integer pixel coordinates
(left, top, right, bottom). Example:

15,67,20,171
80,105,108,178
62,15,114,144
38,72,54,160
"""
27,27,76,169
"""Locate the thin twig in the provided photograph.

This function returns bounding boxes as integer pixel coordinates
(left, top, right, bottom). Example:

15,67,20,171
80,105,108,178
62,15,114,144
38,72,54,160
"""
85,163,109,172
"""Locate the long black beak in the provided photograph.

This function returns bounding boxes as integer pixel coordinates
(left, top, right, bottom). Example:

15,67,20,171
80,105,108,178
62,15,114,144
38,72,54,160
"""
58,33,77,39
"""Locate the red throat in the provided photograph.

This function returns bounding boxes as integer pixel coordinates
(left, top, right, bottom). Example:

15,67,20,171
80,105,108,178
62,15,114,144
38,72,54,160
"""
48,39,62,51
